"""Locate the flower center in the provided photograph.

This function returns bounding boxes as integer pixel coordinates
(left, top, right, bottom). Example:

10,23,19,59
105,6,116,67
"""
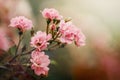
36,42,41,46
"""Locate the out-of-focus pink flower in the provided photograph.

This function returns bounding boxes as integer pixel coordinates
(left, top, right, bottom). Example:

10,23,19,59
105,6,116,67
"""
74,28,86,47
9,16,33,32
30,50,50,76
42,8,62,20
59,20,85,46
0,33,9,51
59,20,75,44
30,31,51,51
0,28,13,51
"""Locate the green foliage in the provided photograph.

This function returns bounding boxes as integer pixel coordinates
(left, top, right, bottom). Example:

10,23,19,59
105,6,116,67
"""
50,59,58,66
8,45,17,55
0,49,12,64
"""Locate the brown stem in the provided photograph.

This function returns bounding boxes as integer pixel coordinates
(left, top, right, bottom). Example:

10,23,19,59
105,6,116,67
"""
21,48,36,56
15,34,23,55
52,32,60,42
46,24,49,34
9,48,35,63
48,42,61,51
51,29,54,38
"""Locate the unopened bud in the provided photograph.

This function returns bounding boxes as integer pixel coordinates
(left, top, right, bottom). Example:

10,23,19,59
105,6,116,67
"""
65,17,72,22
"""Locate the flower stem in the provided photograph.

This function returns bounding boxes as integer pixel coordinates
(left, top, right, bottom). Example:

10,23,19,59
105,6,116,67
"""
52,32,60,42
15,34,23,55
46,23,49,35
8,48,35,63
21,48,36,56
46,19,51,35
48,42,61,50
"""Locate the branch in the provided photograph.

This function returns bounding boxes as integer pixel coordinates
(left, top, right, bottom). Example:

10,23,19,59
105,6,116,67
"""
9,48,35,63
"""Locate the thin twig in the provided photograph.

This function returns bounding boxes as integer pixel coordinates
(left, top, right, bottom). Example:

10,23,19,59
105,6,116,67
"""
9,48,35,63
48,42,61,51
46,22,50,35
51,32,60,43
21,48,36,56
15,34,23,55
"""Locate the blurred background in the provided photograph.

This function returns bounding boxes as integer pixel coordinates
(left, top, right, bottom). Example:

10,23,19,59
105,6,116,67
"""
0,0,120,80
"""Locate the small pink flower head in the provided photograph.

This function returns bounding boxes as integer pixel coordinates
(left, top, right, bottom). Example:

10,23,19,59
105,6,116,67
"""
74,28,86,47
59,20,75,44
30,31,51,51
9,16,33,32
50,24,56,30
30,50,50,76
42,8,62,20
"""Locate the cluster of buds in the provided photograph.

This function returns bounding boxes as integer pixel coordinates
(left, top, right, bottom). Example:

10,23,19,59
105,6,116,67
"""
8,8,86,76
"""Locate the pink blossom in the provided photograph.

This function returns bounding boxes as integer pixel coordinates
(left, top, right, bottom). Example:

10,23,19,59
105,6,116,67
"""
59,20,75,44
42,8,62,20
30,31,51,51
0,28,14,51
0,31,10,51
9,16,33,32
59,20,86,46
30,50,50,76
74,28,86,47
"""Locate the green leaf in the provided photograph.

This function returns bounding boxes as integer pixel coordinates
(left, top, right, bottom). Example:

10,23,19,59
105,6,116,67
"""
0,49,8,61
0,49,11,63
50,60,58,66
8,45,17,55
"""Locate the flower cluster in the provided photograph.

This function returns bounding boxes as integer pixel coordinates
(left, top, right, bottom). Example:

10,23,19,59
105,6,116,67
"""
8,8,86,77
59,20,85,46
42,8,85,47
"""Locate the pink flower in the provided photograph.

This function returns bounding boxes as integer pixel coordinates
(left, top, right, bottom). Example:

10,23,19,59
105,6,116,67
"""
0,31,10,51
42,8,62,20
0,32,9,50
30,31,51,51
59,20,86,46
30,50,50,76
74,28,86,47
9,16,33,32
59,20,75,44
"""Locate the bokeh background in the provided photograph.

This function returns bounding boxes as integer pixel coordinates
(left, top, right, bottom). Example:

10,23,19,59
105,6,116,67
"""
0,0,120,80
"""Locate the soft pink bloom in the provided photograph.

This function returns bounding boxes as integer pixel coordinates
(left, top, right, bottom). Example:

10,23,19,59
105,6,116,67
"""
59,20,86,46
30,50,50,76
0,32,9,51
42,8,62,20
59,20,75,44
74,28,86,47
0,28,14,51
30,31,51,51
9,16,33,32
